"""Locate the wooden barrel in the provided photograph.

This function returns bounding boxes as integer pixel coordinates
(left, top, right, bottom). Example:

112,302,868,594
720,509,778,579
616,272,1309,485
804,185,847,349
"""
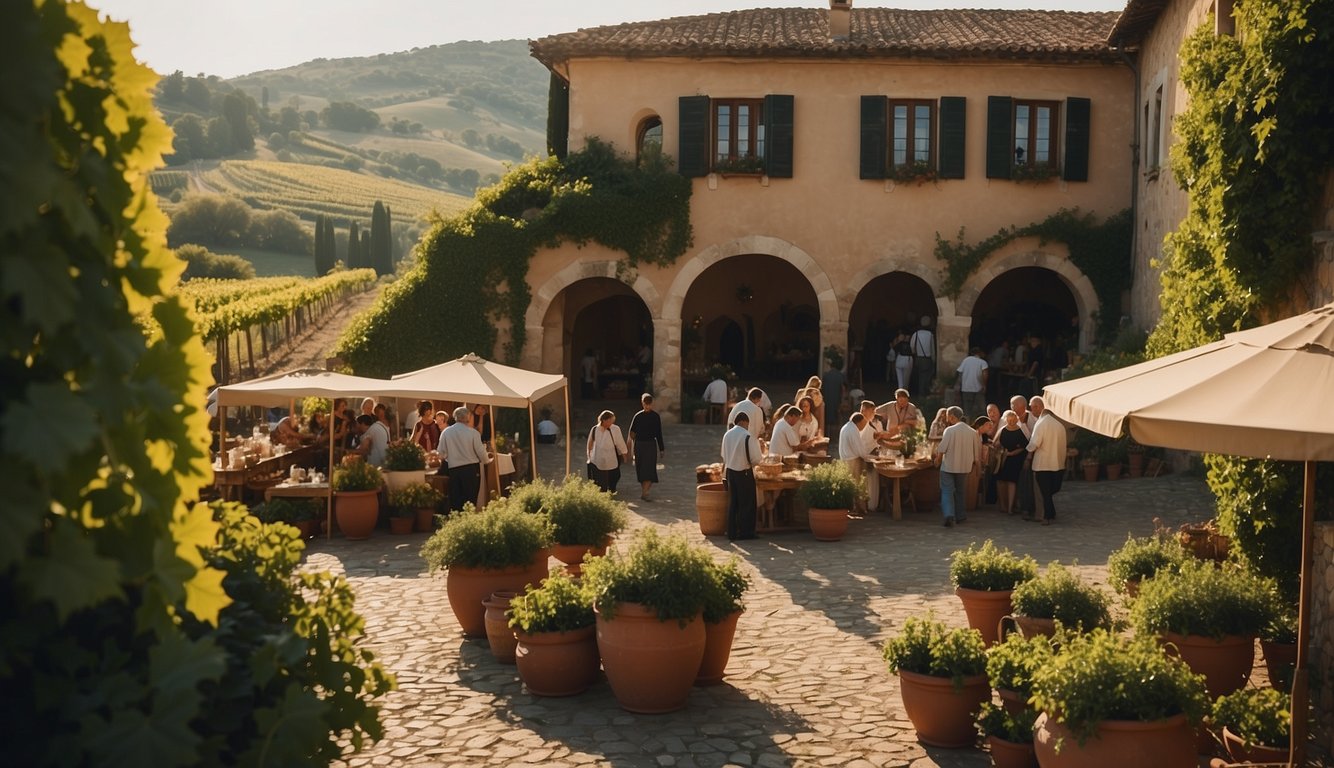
912,466,941,507
696,482,728,536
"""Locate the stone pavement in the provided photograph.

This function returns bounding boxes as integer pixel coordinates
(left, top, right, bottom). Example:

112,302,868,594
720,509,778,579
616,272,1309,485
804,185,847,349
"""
315,414,1219,768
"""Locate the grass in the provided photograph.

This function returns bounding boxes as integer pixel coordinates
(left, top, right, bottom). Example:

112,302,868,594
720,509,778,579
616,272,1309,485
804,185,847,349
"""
224,246,317,277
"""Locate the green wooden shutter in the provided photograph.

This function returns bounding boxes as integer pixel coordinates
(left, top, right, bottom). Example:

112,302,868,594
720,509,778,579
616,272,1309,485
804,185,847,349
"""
985,96,1012,179
1063,97,1091,182
764,94,795,178
546,73,569,159
678,95,710,178
859,95,887,179
938,96,966,179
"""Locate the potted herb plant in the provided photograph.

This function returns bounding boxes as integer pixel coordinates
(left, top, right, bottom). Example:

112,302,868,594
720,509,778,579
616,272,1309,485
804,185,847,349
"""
580,528,716,713
986,631,1054,714
1029,629,1208,768
388,482,440,535
1260,610,1298,688
697,556,750,686
1106,533,1188,596
1102,438,1128,481
251,497,320,539
882,615,990,748
976,702,1039,768
1211,687,1291,764
382,438,427,492
331,458,382,540
507,569,600,696
420,497,553,637
1129,558,1278,697
950,540,1038,646
542,476,628,575
1009,562,1111,637
798,460,861,541
1127,440,1146,477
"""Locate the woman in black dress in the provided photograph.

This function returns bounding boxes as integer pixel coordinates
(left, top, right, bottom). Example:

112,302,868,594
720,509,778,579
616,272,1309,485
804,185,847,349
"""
995,409,1030,514
627,393,665,501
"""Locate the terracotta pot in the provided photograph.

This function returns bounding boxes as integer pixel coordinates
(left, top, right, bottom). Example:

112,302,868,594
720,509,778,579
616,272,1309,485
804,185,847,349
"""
1105,464,1123,481
1222,726,1289,764
334,489,379,540
808,507,850,541
1128,452,1145,477
388,516,414,534
1159,631,1255,697
595,602,706,713
551,539,609,576
696,609,743,686
696,482,728,536
987,734,1037,768
954,587,1014,647
1012,615,1056,640
446,555,550,637
1033,712,1196,768
1081,462,1099,482
896,670,989,748
1260,638,1297,686
415,507,436,533
997,687,1029,715
692,410,708,425
515,625,600,696
483,591,519,663
293,519,318,539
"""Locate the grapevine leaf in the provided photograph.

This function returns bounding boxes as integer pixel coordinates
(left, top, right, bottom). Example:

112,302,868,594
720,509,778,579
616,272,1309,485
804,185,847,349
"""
2,381,100,474
21,522,123,620
182,564,230,627
0,481,46,569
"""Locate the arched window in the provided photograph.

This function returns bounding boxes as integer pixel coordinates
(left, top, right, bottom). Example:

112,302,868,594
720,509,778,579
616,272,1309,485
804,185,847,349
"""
636,116,662,163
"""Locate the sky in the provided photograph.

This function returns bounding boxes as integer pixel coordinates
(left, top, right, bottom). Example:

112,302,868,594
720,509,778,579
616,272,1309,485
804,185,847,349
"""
91,0,1128,79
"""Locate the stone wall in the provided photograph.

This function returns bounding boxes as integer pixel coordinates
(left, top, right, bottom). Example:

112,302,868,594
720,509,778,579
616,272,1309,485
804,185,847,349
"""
1312,520,1334,755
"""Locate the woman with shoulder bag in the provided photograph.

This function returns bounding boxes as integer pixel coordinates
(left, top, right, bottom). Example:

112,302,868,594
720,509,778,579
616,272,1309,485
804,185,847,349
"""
586,409,628,494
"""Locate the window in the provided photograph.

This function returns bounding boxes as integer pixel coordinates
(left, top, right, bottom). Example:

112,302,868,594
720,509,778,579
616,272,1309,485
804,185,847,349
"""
860,96,964,181
889,99,935,171
636,116,662,164
1151,86,1163,170
713,99,765,172
1012,99,1059,169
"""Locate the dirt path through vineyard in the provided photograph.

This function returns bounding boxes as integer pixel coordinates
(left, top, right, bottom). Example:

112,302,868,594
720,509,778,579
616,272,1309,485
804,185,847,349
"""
256,285,382,376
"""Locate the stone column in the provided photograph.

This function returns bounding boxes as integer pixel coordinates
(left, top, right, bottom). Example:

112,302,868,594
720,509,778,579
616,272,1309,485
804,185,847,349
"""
936,314,971,383
819,320,849,372
520,325,545,371
654,317,682,423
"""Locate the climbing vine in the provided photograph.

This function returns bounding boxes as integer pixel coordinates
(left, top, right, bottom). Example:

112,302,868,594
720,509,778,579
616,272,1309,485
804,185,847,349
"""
1146,0,1334,597
337,138,693,375
935,208,1132,343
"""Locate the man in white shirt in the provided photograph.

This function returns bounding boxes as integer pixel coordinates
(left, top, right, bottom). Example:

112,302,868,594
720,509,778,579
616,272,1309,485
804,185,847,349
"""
859,400,891,512
1026,396,1067,525
909,316,936,396
878,388,923,438
956,347,989,420
721,412,759,540
727,388,765,442
767,407,805,458
585,409,628,494
838,412,875,515
437,406,489,512
1009,394,1039,517
352,414,390,467
934,406,978,527
702,377,728,405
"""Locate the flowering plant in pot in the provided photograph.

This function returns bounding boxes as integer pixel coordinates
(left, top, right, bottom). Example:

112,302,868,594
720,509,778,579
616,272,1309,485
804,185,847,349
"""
1029,629,1209,767
797,460,861,541
388,482,440,535
882,615,989,748
1010,562,1110,637
506,569,599,696
580,529,715,713
1260,610,1298,687
1129,558,1278,697
986,631,1053,714
420,498,553,637
382,438,427,492
1210,687,1291,763
1106,533,1188,596
950,540,1037,645
542,476,628,573
331,459,382,540
697,556,750,685
976,702,1039,768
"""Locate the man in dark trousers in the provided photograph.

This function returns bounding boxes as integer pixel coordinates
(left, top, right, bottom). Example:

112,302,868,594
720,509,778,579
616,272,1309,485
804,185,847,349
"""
720,412,758,541
437,405,488,512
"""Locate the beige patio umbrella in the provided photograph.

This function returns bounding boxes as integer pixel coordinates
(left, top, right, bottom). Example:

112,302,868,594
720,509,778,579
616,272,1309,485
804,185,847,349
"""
1043,300,1334,767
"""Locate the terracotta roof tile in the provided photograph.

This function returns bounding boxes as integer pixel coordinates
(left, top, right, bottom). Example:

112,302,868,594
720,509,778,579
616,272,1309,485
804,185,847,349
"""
531,7,1122,68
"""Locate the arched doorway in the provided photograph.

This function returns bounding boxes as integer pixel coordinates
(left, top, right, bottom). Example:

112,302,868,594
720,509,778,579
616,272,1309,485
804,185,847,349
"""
544,277,653,401
970,266,1079,396
680,254,819,393
848,272,937,388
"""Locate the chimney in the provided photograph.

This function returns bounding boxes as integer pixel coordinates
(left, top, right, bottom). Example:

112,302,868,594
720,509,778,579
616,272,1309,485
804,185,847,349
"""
829,0,851,42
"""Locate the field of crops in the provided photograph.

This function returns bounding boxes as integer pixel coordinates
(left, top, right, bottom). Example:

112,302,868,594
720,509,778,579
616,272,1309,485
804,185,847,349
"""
150,170,189,195
204,160,471,225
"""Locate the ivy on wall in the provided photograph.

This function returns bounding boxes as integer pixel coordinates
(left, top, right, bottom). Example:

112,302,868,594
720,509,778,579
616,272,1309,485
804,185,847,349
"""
934,208,1132,343
337,139,693,376
1146,0,1334,597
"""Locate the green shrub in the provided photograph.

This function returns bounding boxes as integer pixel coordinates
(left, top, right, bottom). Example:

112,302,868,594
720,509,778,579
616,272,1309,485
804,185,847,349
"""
382,439,426,471
986,631,1054,697
1130,558,1278,640
976,701,1039,744
506,569,595,635
580,528,716,624
797,461,862,509
1211,687,1290,749
177,243,257,280
702,556,750,623
420,498,553,571
251,497,320,524
1029,629,1209,745
882,615,987,687
333,459,383,492
1106,533,1189,593
389,482,442,513
1011,563,1111,631
543,475,628,546
508,477,555,515
949,540,1038,591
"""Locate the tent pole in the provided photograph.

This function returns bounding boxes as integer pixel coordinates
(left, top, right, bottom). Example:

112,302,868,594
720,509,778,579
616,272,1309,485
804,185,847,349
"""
1288,459,1315,767
564,384,571,477
219,405,228,469
527,404,537,479
489,406,500,501
326,418,335,540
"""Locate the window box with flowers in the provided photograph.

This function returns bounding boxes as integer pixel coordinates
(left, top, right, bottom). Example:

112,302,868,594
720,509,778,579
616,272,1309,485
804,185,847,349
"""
890,160,938,186
1011,162,1060,183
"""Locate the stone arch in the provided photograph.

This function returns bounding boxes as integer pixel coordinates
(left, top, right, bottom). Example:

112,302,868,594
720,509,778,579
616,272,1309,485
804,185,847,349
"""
956,249,1099,351
843,260,941,324
663,235,838,323
627,108,661,151
526,260,661,331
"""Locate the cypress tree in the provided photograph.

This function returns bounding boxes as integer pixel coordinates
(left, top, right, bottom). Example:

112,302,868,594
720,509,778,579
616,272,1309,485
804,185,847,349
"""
359,230,372,270
386,205,397,265
313,214,329,275
323,217,336,269
370,200,391,276
347,220,360,269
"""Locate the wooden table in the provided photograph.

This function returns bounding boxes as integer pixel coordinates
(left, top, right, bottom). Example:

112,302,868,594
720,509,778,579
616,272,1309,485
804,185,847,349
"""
873,460,929,520
755,470,808,532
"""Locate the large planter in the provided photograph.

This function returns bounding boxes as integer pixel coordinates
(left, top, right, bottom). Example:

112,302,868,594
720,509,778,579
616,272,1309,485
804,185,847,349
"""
388,516,414,535
1128,452,1145,478
415,507,436,533
987,734,1037,768
551,539,609,577
1221,726,1288,764
1033,712,1195,768
293,519,318,539
595,602,706,713
446,556,550,637
696,609,743,686
912,466,941,505
808,507,850,541
1012,615,1056,640
334,489,380,540
483,591,519,663
997,687,1028,715
514,625,601,696
1260,638,1297,685
1105,463,1123,481
896,669,990,748
1159,631,1255,697
383,469,427,493
696,482,728,536
1081,462,1099,482
955,587,1014,647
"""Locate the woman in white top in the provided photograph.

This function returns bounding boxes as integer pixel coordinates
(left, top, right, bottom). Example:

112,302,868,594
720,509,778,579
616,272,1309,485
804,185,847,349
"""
795,394,820,443
585,409,628,494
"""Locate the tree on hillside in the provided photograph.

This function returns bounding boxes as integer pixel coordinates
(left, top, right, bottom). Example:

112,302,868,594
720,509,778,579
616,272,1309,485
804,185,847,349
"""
358,230,372,270
370,200,392,276
314,213,326,274
324,217,337,270
184,76,212,111
277,106,302,133
221,92,254,151
386,205,397,265
321,101,380,133
206,115,233,156
166,194,252,247
162,69,185,101
248,209,311,254
167,113,209,163
347,220,361,269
